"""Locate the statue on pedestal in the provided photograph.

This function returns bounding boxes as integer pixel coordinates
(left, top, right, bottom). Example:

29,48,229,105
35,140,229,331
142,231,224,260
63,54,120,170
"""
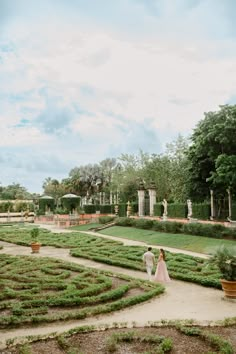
187,199,192,219
162,199,168,218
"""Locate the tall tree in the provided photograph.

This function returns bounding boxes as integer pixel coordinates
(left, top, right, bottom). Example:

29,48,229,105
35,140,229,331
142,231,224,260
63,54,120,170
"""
187,105,236,200
165,135,190,202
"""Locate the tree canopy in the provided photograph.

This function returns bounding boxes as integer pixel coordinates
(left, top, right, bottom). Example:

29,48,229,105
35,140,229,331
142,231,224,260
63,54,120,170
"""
188,105,236,199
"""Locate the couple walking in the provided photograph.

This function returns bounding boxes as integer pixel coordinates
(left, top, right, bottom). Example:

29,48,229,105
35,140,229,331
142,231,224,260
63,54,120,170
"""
143,247,170,282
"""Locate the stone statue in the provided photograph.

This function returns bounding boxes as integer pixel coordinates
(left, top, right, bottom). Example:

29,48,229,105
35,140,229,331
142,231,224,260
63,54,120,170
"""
162,199,168,217
187,199,192,219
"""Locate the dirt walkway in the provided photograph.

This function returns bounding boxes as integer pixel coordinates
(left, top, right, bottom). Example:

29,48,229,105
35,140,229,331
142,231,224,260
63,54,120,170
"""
0,224,235,349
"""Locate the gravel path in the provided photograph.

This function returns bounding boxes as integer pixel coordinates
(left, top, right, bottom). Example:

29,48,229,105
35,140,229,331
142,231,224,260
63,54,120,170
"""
0,224,235,349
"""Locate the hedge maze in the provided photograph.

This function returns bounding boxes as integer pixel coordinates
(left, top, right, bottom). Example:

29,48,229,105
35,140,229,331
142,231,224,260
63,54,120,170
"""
0,253,164,329
0,226,222,290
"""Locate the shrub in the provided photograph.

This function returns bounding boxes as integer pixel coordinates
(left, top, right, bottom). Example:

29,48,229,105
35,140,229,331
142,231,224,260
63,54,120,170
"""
154,203,162,217
168,203,187,218
192,203,210,220
54,207,68,215
83,205,96,214
134,219,154,229
116,217,135,227
99,216,116,224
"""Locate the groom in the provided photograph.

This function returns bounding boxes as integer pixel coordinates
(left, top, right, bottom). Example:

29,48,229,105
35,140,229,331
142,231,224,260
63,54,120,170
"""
142,247,155,281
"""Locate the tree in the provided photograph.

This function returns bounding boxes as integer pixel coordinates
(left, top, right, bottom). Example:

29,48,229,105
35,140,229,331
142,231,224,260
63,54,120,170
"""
0,183,32,200
165,135,190,202
42,178,66,204
187,105,236,200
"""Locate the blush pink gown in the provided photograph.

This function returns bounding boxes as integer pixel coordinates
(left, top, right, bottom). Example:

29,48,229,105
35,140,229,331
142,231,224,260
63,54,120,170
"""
154,254,171,282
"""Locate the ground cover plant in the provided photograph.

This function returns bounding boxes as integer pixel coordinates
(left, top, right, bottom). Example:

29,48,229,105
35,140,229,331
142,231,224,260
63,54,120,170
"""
5,320,236,353
0,254,164,329
70,243,222,289
0,226,222,289
115,217,236,239
97,225,236,254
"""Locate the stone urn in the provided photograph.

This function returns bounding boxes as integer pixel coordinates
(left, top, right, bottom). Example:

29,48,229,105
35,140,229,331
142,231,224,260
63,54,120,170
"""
221,279,236,299
30,242,41,253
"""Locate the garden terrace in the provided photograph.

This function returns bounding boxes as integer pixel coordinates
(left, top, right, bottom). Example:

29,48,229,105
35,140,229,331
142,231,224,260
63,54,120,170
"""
70,244,222,289
0,226,222,289
0,254,164,329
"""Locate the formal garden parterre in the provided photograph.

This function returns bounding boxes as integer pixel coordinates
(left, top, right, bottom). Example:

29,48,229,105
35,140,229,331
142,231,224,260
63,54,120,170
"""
0,226,223,289
0,253,164,329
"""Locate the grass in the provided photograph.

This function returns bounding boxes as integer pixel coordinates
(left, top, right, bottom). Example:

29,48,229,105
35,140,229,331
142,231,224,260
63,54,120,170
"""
70,223,101,231
97,226,236,254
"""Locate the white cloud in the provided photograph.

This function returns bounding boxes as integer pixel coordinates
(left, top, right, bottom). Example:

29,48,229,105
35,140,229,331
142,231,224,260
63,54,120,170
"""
1,3,236,191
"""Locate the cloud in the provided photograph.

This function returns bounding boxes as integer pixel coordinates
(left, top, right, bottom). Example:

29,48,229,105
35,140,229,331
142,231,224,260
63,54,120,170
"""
1,0,236,192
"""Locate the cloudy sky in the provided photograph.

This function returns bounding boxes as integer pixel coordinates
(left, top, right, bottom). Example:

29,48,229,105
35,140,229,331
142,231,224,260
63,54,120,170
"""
1,0,236,193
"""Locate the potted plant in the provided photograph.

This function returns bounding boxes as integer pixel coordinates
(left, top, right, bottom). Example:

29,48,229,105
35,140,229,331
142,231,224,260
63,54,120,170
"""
30,228,41,253
209,246,236,299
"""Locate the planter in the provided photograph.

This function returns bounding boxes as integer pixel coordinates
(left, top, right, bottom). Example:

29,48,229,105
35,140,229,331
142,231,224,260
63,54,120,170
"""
221,279,236,299
31,242,41,253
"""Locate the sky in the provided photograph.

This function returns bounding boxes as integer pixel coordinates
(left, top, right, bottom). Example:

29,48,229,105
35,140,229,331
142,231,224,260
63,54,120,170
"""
1,0,236,193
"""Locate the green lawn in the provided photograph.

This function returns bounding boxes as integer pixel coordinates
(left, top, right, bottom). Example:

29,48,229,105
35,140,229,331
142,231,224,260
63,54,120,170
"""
70,223,101,231
98,226,236,254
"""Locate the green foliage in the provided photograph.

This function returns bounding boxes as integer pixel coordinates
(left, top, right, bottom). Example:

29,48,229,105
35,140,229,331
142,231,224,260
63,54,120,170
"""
188,104,236,200
0,183,32,200
83,204,96,213
61,196,80,213
99,216,116,224
207,246,236,281
192,203,211,220
38,198,55,214
0,226,228,290
154,203,162,216
99,204,114,214
0,201,14,212
14,202,34,212
115,217,236,239
0,253,163,329
118,203,127,217
167,203,186,218
30,228,39,241
54,207,68,214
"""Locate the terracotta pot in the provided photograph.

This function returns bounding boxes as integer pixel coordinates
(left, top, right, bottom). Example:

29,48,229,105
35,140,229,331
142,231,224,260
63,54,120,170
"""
221,279,236,299
31,242,41,253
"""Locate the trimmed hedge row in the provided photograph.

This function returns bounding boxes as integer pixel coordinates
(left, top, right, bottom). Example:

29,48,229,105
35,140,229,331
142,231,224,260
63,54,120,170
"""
154,202,236,221
154,202,211,220
115,217,236,239
83,203,138,217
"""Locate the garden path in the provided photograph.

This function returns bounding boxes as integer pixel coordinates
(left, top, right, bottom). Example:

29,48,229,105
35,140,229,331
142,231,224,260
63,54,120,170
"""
0,224,235,349
39,223,210,259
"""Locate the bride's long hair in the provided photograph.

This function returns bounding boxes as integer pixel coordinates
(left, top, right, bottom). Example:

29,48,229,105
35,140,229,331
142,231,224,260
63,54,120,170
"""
160,248,165,261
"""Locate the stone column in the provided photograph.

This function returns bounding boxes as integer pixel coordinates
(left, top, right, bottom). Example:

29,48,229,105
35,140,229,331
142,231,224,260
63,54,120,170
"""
99,192,102,205
148,188,156,217
110,191,113,205
116,190,119,204
227,188,232,220
210,189,214,220
138,181,145,217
